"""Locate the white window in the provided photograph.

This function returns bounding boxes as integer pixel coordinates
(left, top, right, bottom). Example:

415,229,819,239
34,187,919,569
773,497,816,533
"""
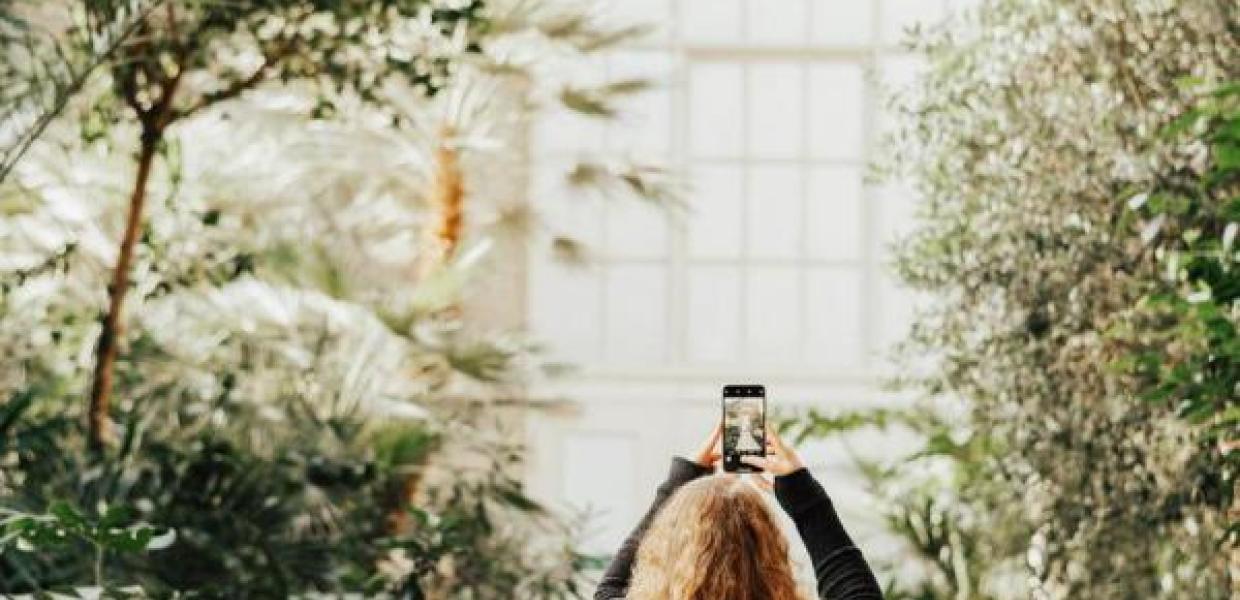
525,0,962,554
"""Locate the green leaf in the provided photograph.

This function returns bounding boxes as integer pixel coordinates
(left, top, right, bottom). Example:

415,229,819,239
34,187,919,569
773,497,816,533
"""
1163,108,1202,138
49,501,87,533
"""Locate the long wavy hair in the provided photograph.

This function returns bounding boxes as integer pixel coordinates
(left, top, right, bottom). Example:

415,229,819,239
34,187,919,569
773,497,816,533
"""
626,475,808,600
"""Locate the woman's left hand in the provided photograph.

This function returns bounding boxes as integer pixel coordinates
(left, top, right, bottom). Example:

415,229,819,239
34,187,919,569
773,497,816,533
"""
688,422,722,469
742,425,805,491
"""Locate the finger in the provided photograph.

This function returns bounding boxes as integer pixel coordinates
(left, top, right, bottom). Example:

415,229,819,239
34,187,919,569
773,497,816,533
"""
740,455,770,469
694,424,723,461
766,425,790,453
700,422,722,451
753,474,774,492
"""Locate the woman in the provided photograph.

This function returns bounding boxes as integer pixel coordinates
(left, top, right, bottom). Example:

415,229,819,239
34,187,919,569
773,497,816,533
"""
594,424,883,600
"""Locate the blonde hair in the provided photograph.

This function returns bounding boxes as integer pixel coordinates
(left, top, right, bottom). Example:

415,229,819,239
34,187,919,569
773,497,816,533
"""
626,475,807,600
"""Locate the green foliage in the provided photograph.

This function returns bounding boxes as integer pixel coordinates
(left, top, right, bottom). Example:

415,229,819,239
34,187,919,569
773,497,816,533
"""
1,501,172,557
782,406,1021,599
1118,80,1240,539
1,498,172,596
0,0,167,182
0,0,668,595
387,439,601,599
0,2,669,597
0,380,584,596
809,1,1240,598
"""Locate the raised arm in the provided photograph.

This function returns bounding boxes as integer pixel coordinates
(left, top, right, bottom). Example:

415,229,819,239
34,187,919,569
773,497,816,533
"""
594,426,719,600
742,428,884,600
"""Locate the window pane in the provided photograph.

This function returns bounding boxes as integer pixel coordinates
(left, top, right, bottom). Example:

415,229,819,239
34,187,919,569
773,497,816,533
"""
804,267,863,367
530,164,603,243
606,51,674,155
746,0,807,45
747,165,802,259
688,164,744,259
808,63,865,160
689,63,744,158
745,267,801,364
747,62,803,159
805,166,863,260
605,201,667,260
607,88,673,155
811,0,874,45
687,266,741,363
604,264,668,364
529,258,602,362
682,0,744,44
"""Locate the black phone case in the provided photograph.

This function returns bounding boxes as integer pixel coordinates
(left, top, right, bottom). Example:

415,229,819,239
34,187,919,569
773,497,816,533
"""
722,386,765,473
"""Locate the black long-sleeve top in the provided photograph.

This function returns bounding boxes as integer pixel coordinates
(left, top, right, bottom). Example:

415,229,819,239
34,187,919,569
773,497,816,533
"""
594,457,884,600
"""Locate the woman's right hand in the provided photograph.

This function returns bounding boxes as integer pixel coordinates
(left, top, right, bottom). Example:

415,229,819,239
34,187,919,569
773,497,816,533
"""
740,425,805,477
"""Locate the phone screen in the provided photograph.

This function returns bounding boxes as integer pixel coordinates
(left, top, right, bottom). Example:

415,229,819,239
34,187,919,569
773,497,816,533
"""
722,385,766,473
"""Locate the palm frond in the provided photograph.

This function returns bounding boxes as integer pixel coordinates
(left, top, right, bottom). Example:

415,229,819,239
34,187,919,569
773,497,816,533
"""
567,159,686,208
558,77,654,118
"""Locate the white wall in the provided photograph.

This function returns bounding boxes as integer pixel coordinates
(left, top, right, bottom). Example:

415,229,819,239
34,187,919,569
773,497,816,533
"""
522,0,969,571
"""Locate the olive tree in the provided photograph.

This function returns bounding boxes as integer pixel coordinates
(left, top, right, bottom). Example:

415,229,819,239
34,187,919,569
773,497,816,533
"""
870,0,1239,597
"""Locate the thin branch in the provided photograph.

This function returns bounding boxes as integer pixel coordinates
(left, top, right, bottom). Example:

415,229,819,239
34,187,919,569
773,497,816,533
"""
0,0,170,184
176,39,296,120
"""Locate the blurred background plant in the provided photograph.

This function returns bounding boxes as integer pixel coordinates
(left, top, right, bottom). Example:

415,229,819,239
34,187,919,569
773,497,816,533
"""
787,1,1238,598
0,0,672,596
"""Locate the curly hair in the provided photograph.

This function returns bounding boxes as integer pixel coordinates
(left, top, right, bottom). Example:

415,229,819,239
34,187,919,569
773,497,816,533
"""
626,475,808,600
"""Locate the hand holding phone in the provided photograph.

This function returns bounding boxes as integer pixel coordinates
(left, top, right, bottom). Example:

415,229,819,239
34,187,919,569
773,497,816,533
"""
740,425,805,477
689,423,722,469
722,384,766,473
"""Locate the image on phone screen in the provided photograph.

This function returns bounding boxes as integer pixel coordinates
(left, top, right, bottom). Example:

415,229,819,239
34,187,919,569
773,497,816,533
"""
722,385,765,473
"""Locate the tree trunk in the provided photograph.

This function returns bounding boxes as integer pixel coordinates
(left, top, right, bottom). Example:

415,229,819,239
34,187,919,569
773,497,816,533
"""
88,131,159,451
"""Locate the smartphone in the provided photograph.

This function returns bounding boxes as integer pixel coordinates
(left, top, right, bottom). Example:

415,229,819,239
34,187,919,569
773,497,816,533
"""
721,384,766,473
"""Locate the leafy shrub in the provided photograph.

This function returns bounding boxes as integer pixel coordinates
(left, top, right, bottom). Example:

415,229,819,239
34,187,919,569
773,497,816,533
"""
1118,80,1239,547
787,1,1239,598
